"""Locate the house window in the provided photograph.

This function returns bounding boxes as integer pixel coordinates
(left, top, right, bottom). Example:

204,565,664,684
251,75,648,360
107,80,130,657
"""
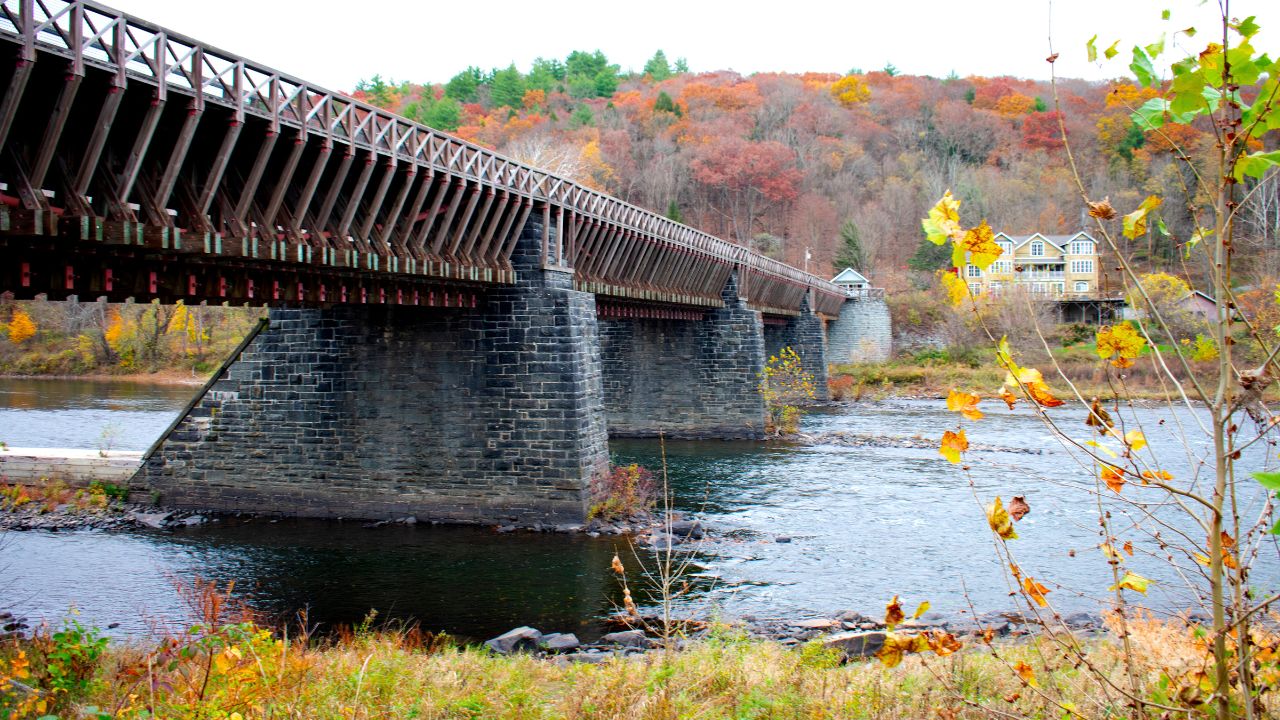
1030,241,1044,257
968,283,981,296
998,242,1013,256
1071,259,1094,274
1053,282,1064,295
1074,281,1089,293
990,260,1013,274
989,281,1002,293
967,265,982,278
1070,240,1094,255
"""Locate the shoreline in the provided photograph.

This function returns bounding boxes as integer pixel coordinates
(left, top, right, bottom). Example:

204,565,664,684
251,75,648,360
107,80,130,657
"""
0,369,208,386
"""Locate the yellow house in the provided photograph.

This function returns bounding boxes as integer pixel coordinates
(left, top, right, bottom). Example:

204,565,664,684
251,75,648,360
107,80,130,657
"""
963,231,1099,299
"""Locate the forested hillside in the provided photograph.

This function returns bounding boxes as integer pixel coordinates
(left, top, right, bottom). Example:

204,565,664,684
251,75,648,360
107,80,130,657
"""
351,50,1279,293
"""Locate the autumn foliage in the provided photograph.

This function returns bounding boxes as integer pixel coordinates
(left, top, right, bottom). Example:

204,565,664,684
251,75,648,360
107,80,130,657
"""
348,45,1278,291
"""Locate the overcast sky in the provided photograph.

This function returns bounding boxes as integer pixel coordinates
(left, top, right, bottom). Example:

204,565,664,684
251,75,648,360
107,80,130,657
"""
104,0,1274,90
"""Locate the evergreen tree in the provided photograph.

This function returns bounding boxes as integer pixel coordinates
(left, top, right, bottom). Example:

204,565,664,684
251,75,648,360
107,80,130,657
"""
423,96,462,132
653,90,681,116
833,220,864,271
665,200,683,223
907,235,951,271
673,57,689,73
644,50,672,81
444,67,483,102
490,64,526,109
570,104,594,127
593,69,619,97
526,57,562,93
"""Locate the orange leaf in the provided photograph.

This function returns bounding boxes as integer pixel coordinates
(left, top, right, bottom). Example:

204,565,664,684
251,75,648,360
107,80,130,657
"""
939,429,968,464
1085,397,1113,432
927,630,963,656
1014,661,1039,687
1087,197,1117,220
997,385,1017,410
1022,577,1051,607
1101,465,1126,493
946,389,984,421
884,595,905,630
1141,469,1174,482
1122,540,1134,556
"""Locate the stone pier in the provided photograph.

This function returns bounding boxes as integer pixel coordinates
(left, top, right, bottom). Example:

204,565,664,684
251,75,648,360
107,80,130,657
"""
598,271,767,439
135,220,609,524
761,294,830,401
825,294,893,365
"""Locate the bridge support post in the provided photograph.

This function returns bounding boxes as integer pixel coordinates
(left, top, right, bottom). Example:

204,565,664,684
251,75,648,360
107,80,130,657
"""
824,294,893,365
762,293,830,401
598,271,767,439
134,219,608,524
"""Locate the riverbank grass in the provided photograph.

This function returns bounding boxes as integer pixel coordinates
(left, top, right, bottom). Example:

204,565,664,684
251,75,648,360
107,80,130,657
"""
5,616,1262,719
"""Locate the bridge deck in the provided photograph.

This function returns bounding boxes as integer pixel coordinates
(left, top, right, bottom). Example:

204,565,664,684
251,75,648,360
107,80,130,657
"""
0,0,845,316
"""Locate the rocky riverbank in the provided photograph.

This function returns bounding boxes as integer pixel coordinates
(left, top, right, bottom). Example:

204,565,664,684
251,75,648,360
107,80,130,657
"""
0,499,211,531
478,606,1111,665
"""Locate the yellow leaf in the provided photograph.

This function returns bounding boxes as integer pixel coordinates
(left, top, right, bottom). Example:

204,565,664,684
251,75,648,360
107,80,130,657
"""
1023,577,1051,607
922,192,963,246
940,270,969,306
1004,367,1064,408
1110,571,1152,594
946,389,984,421
913,601,931,619
1101,464,1126,493
1194,552,1211,566
1096,323,1147,366
1122,195,1162,239
885,595,905,630
1101,543,1121,561
1014,661,1040,687
953,220,1003,270
875,632,927,668
1124,430,1146,451
1085,440,1118,458
995,335,1018,372
987,497,1018,540
939,429,968,464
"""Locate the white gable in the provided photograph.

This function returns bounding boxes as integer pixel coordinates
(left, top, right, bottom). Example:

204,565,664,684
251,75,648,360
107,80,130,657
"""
831,268,869,285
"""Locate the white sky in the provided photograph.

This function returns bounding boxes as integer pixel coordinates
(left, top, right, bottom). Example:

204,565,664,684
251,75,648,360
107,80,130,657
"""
105,0,1275,90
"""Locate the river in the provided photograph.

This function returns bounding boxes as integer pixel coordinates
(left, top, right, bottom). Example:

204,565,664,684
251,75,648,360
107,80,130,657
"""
1,376,1277,640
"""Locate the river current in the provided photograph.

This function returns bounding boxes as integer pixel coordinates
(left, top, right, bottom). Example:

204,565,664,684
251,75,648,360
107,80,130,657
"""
1,376,1277,640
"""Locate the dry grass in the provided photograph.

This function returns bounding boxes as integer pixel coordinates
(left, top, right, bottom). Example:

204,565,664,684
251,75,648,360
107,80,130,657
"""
7,617,1275,719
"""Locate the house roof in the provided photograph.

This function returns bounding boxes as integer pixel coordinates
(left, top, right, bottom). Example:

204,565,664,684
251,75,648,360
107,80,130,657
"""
831,268,869,284
994,231,1097,252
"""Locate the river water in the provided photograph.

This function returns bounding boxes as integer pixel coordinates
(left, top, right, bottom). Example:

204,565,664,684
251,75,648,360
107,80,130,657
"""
1,377,1278,640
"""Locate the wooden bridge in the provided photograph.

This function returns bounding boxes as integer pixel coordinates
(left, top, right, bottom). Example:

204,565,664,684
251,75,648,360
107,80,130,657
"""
0,1,889,524
0,0,845,318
